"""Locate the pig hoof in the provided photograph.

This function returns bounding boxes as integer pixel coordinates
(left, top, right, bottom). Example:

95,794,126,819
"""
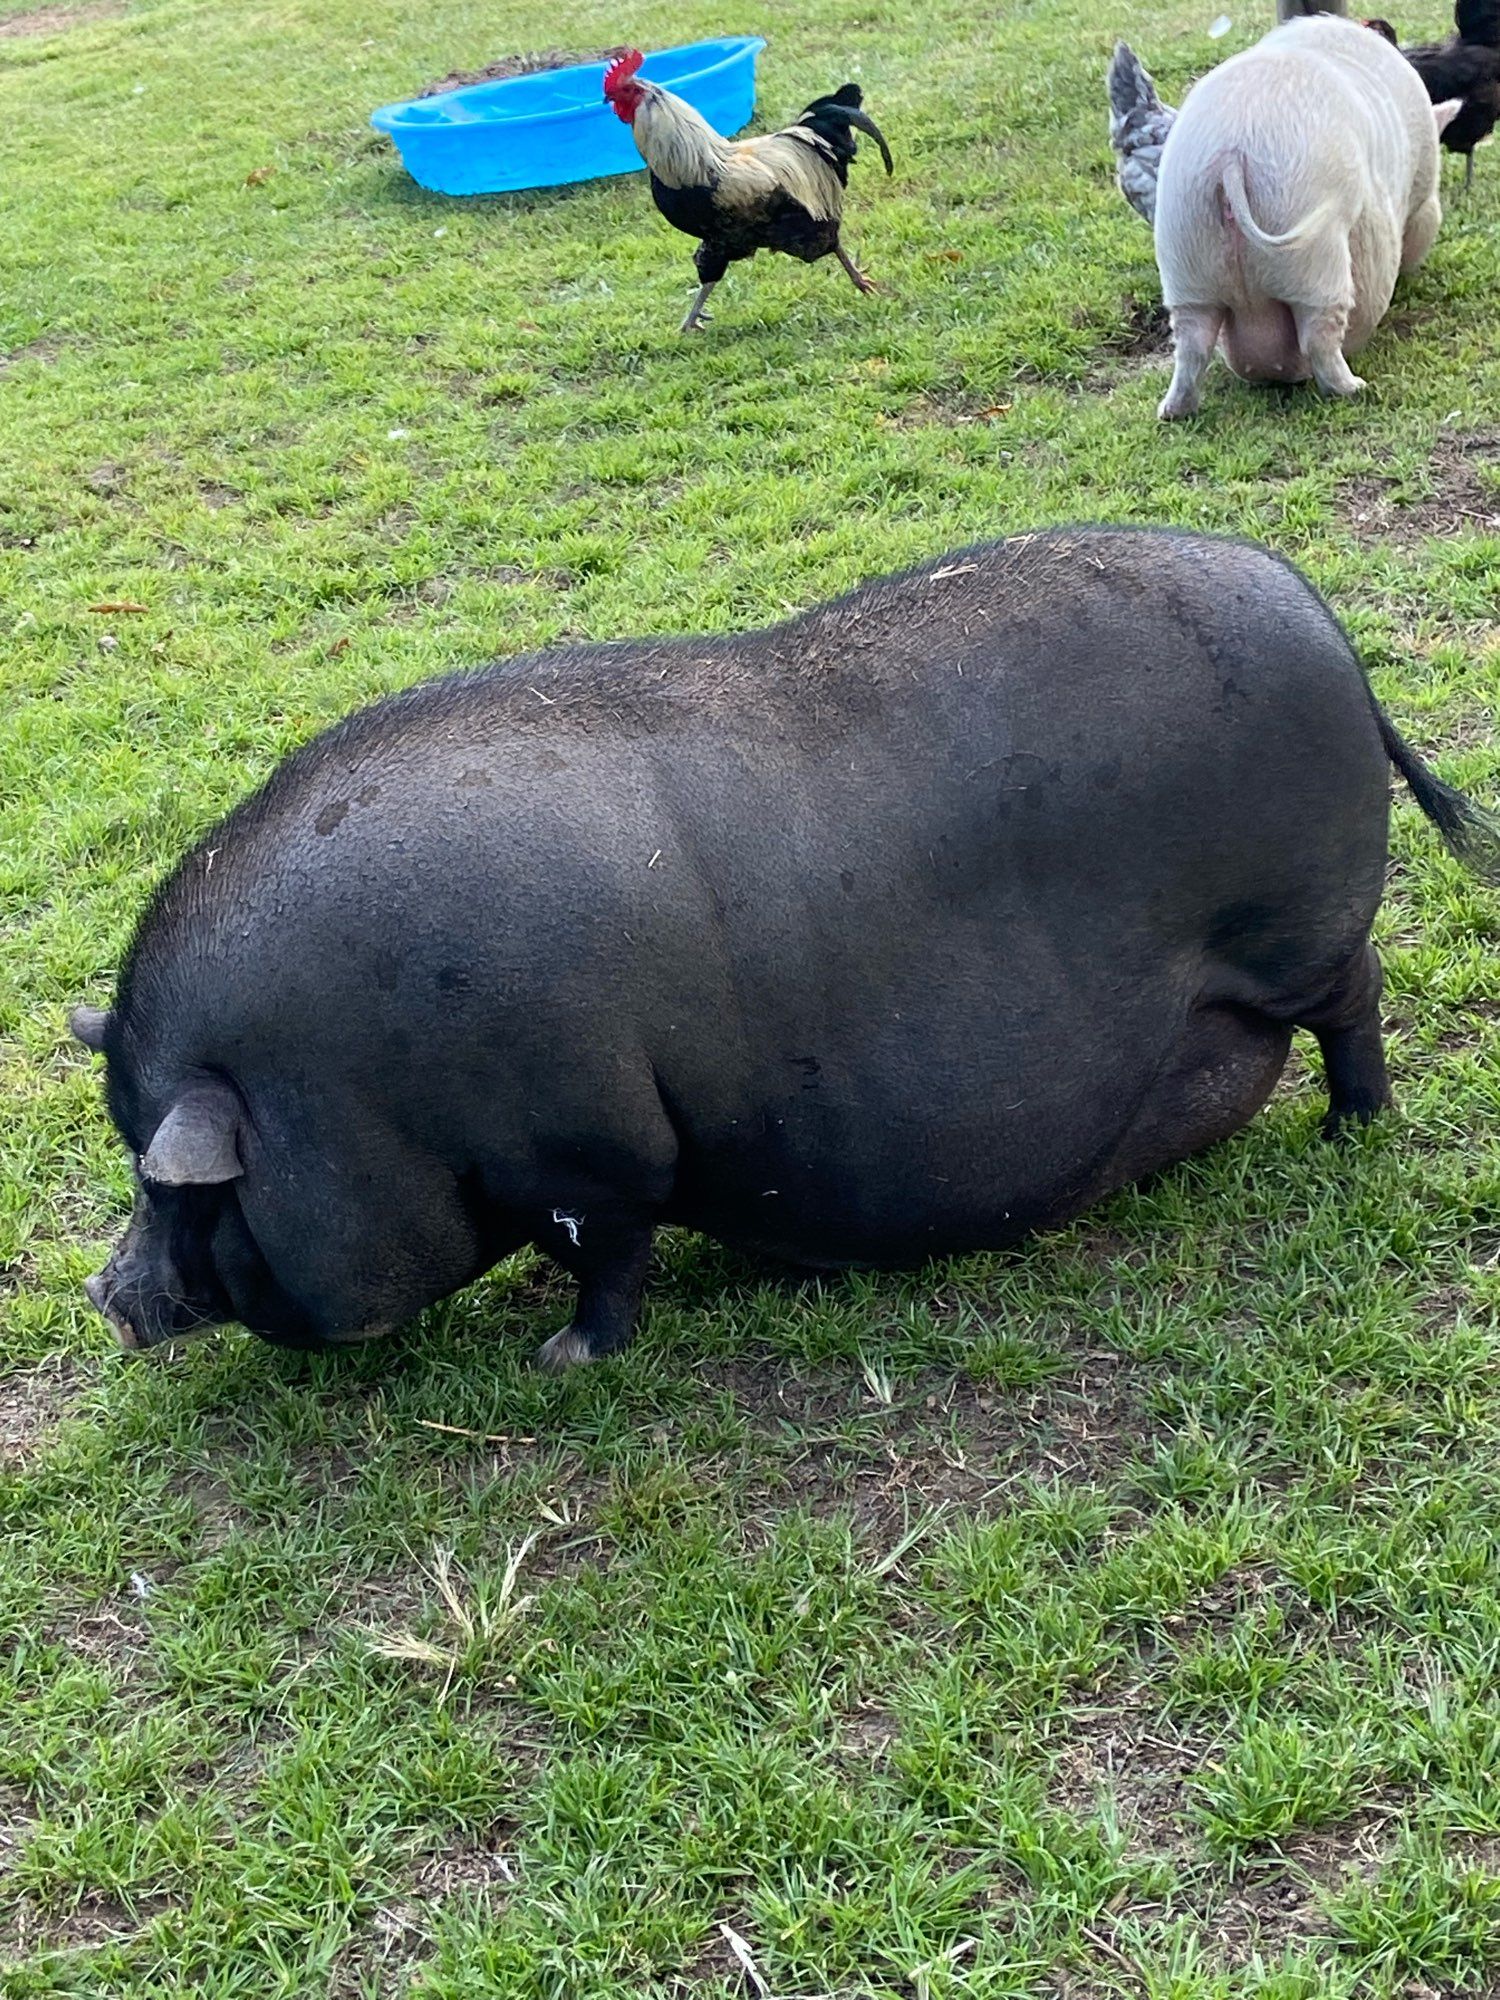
1157,394,1199,422
537,1327,594,1373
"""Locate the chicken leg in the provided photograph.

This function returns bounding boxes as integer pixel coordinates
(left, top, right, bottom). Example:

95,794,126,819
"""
681,281,717,333
835,245,879,295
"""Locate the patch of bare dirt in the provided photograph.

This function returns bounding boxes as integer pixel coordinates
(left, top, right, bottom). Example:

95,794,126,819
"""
1047,1700,1218,1869
1077,295,1174,394
1198,1806,1402,1968
690,1340,1157,1526
1055,1804,1403,1995
0,335,62,376
1104,294,1173,362
1337,433,1500,544
416,47,628,99
0,1874,147,1972
329,1840,516,1998
0,1356,77,1468
0,1,122,38
48,1585,159,1689
888,390,1019,431
169,1471,249,1554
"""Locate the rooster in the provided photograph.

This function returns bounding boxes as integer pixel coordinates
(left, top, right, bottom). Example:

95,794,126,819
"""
1365,1,1500,188
602,49,893,331
1108,42,1176,225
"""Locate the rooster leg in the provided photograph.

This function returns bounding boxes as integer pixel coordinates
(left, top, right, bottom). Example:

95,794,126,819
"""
680,281,718,333
835,246,879,296
1465,151,1475,193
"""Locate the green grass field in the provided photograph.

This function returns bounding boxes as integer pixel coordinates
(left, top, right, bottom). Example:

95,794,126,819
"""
5,0,1500,1992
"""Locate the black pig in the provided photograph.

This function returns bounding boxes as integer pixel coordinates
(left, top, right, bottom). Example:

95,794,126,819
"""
71,529,1500,1368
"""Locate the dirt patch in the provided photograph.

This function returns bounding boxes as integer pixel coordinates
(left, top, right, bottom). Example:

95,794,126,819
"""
0,335,62,376
0,2,122,38
1337,433,1500,544
0,1888,142,1968
691,1340,1157,1524
407,1842,515,1903
1079,295,1174,393
887,389,1020,431
1047,1701,1217,1870
329,1840,515,1998
1059,1804,1403,1993
1103,294,1173,362
170,1471,249,1554
416,47,628,99
1198,1806,1401,1968
0,1356,78,1468
49,1590,157,1689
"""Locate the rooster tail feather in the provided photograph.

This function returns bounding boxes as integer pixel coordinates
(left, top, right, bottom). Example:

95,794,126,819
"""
802,102,894,173
1108,41,1163,121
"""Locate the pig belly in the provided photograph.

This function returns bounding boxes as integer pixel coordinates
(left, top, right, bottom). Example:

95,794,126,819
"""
1221,302,1307,383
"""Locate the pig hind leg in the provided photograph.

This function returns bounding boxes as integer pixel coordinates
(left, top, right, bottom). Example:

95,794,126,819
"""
1097,1005,1293,1193
1291,302,1365,399
1294,943,1392,1137
1158,305,1224,421
1401,196,1442,273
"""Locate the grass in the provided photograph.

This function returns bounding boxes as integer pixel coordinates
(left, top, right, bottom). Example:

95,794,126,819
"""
3,0,1500,1990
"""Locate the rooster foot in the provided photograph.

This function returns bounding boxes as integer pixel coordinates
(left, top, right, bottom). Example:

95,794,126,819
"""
836,247,879,296
680,279,719,334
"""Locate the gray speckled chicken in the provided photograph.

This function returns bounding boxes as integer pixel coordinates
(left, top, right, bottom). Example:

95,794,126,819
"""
1108,41,1176,225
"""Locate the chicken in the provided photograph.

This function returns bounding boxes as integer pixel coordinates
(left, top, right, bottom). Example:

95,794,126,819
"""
1365,0,1500,187
1108,42,1176,225
602,49,893,331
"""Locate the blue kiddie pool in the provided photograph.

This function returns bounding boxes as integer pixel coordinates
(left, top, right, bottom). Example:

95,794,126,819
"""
371,37,767,196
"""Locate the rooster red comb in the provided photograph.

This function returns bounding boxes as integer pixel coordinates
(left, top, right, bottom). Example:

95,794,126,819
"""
603,48,645,100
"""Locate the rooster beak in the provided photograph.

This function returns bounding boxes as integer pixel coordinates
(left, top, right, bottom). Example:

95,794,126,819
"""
842,107,894,175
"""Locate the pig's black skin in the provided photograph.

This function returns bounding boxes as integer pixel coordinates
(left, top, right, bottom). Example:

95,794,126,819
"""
76,527,1472,1366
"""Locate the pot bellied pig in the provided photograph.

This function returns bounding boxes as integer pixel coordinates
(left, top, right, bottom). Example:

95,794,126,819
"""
71,529,1499,1371
1154,14,1458,418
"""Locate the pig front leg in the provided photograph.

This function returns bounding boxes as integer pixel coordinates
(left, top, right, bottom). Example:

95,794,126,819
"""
1292,305,1365,399
1158,305,1224,420
535,1210,655,1371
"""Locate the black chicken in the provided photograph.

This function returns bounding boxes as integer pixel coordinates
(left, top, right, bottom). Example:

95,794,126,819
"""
1366,0,1500,187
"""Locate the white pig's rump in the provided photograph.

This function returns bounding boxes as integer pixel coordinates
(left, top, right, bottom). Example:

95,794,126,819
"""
1152,16,1443,415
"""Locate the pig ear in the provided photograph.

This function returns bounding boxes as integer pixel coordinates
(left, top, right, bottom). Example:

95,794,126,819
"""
69,1005,111,1051
1433,98,1464,136
141,1082,243,1185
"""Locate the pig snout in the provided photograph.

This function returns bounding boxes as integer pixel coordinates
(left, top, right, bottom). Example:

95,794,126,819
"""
82,1225,216,1352
84,1264,146,1350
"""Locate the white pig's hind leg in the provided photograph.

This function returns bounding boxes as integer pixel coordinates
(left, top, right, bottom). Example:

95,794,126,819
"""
1293,305,1366,398
1158,305,1224,421
1401,196,1442,272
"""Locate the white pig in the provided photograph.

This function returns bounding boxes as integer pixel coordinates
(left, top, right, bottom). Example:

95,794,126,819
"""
1153,15,1459,419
